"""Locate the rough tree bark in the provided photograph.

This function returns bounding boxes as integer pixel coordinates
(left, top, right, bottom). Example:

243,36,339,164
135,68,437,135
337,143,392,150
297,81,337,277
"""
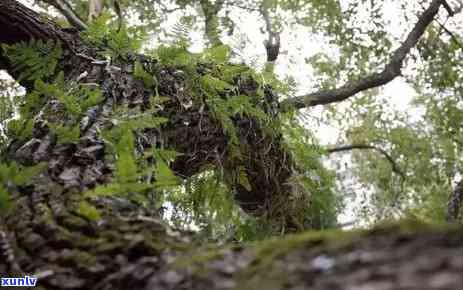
1,1,463,290
447,180,463,223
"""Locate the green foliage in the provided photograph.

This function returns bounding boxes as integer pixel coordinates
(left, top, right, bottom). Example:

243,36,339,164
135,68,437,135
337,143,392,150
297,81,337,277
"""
87,113,178,207
0,95,14,128
114,125,138,184
202,45,231,63
0,9,344,240
51,124,81,144
115,112,169,132
201,76,272,194
136,43,341,236
0,162,45,187
0,82,20,151
6,119,34,142
88,125,147,200
305,53,340,90
206,93,267,146
151,149,182,188
52,73,104,118
282,114,341,229
154,43,197,68
150,44,233,80
81,13,146,60
1,39,62,81
338,81,463,224
0,162,45,211
130,44,300,239
77,200,102,221
131,40,342,237
166,169,253,241
134,61,157,88
417,25,463,91
8,74,103,144
20,78,62,118
201,74,233,93
0,185,9,212
25,0,463,237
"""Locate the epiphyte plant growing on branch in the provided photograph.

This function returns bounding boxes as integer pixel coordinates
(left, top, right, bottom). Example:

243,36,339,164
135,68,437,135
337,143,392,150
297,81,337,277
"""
0,0,463,289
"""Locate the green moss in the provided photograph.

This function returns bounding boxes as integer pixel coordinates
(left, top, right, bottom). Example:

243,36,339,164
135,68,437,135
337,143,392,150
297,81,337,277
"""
253,227,357,253
368,218,461,236
95,239,122,253
233,220,462,290
64,215,97,231
174,245,226,267
241,228,357,277
33,203,55,225
171,243,234,279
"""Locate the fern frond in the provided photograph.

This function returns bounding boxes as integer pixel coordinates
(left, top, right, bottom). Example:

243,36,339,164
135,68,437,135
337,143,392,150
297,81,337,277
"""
1,39,62,81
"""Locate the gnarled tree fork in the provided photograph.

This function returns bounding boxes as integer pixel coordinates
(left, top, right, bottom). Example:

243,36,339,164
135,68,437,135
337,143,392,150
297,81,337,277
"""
1,0,463,289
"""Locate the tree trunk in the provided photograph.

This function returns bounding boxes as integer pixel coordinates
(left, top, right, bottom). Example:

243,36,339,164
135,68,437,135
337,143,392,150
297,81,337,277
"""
447,180,463,223
1,1,463,289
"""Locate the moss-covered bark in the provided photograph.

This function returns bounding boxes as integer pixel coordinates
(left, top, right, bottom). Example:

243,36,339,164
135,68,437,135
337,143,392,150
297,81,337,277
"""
0,0,296,225
0,1,462,290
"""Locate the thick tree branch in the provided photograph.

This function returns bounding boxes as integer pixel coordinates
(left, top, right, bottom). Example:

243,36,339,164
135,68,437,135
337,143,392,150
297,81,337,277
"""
327,144,405,179
0,0,295,229
0,0,92,89
0,0,62,45
281,0,447,110
0,0,81,53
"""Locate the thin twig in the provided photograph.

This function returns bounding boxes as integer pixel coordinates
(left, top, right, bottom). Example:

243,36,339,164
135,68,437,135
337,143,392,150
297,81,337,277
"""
326,144,405,179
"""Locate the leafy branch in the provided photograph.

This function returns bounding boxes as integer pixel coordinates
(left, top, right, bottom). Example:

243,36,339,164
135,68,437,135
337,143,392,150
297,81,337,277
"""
281,0,451,109
327,143,405,179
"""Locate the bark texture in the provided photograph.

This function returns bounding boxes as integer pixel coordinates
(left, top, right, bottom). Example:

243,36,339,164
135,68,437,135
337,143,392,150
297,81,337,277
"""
0,1,462,290
447,180,463,223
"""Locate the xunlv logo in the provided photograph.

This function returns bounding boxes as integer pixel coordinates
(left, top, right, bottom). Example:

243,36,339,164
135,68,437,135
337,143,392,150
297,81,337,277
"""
1,276,38,287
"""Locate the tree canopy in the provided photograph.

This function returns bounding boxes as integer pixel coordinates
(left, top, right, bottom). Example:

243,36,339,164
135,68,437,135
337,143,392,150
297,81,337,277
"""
0,0,463,288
